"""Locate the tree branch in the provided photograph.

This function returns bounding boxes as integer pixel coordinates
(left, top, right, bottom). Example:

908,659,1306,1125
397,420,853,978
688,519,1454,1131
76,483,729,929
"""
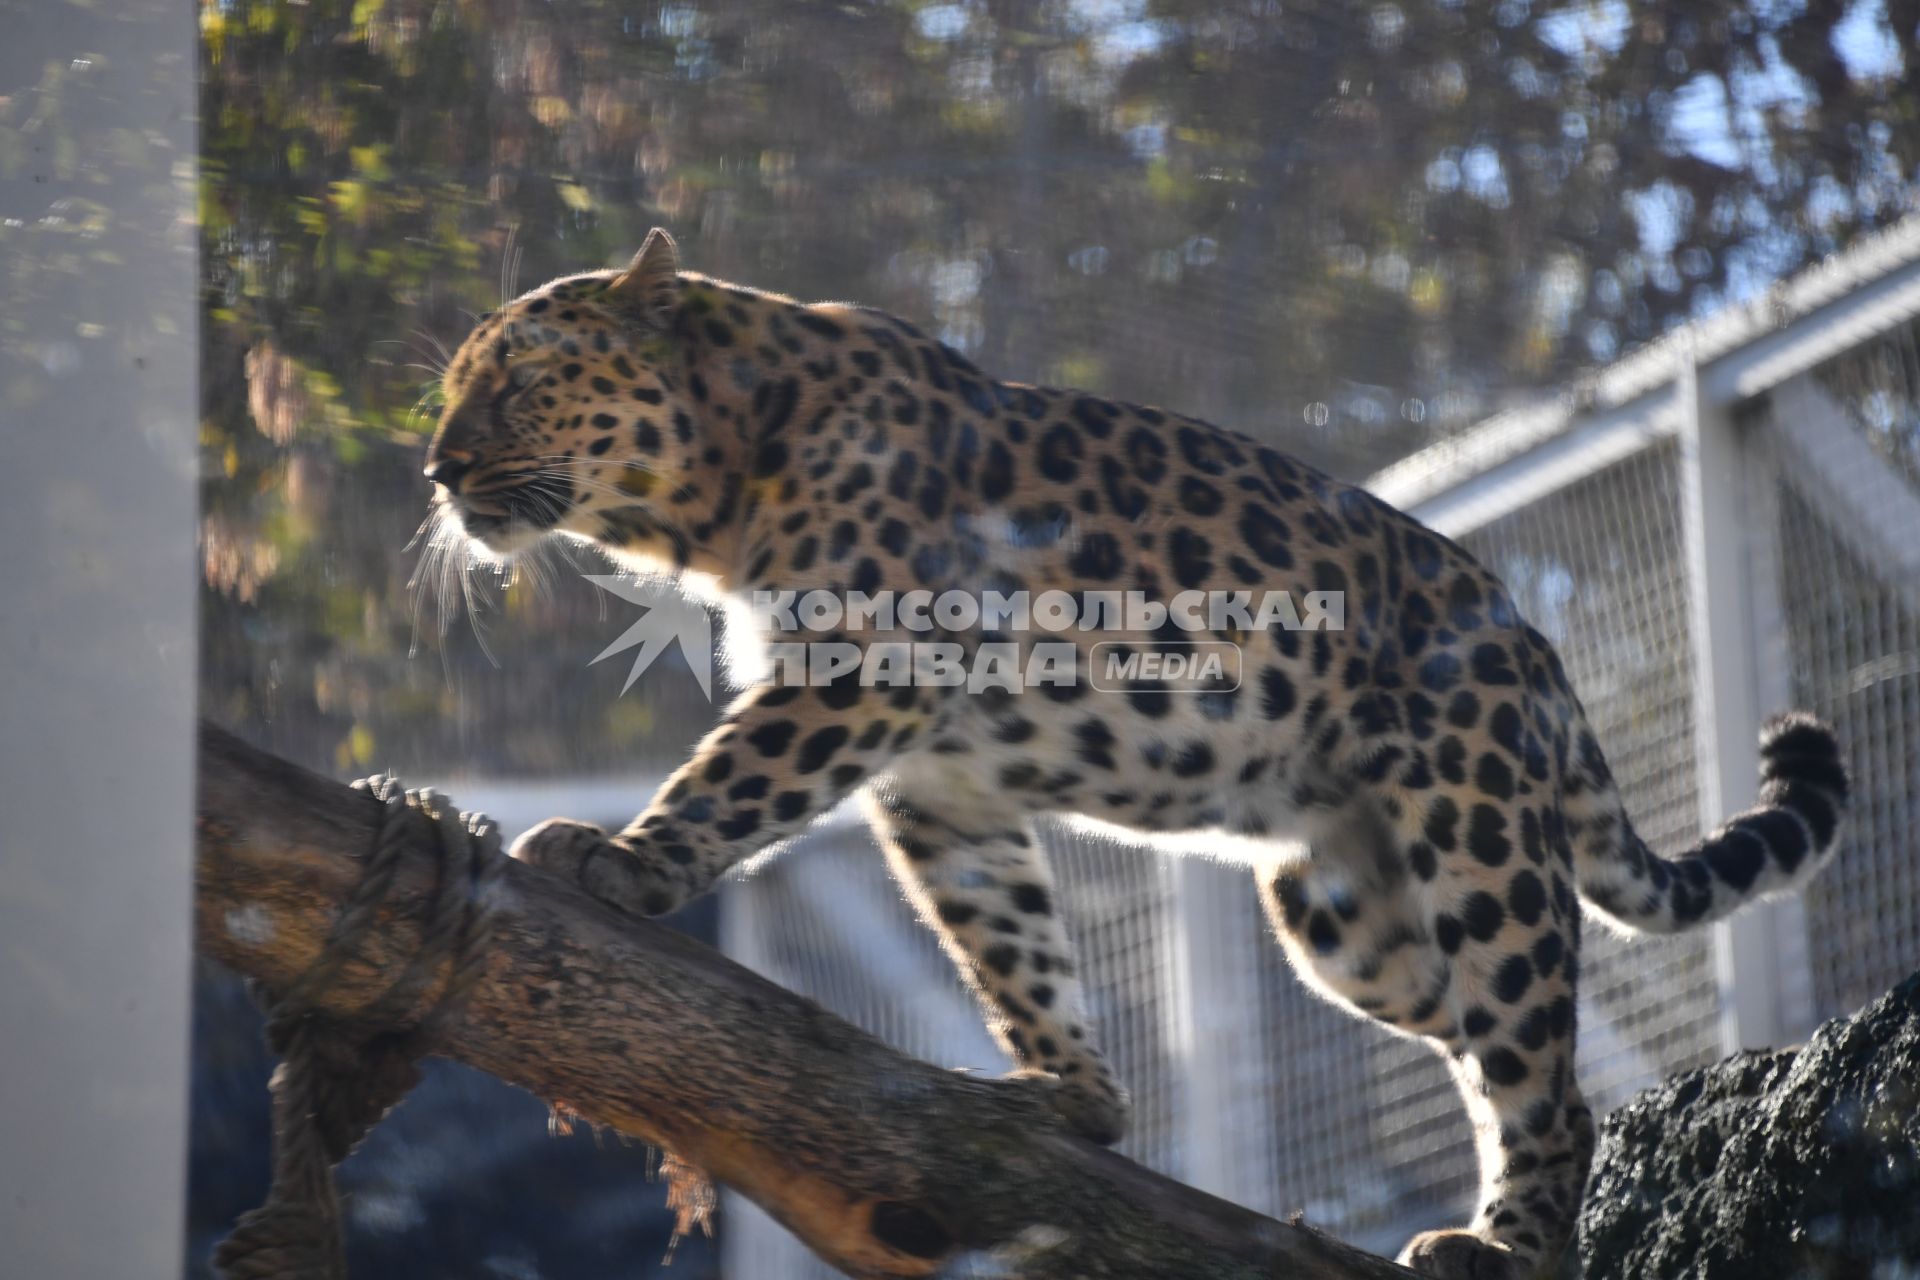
194,721,1417,1279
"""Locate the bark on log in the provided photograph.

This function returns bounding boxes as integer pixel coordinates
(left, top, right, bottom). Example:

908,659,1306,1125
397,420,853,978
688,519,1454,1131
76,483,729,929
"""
194,721,1417,1280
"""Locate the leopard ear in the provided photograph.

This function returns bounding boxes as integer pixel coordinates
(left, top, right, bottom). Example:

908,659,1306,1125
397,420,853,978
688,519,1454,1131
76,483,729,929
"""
605,228,681,330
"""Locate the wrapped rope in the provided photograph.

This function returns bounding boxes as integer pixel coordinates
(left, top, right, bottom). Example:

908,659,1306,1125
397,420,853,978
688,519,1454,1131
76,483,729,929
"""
214,776,502,1280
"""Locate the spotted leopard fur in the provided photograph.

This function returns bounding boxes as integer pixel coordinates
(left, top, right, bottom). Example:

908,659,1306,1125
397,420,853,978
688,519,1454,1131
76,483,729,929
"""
425,229,1849,1279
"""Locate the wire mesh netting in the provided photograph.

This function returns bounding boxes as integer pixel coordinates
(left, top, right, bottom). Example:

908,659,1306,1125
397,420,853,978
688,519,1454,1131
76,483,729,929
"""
1251,898,1453,1249
1047,830,1188,1175
1816,319,1920,495
1777,484,1920,1019
1458,440,1723,1114
1773,333,1920,1023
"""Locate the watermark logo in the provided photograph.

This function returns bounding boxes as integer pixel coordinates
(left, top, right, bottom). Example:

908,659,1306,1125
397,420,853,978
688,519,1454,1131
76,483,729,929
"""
1088,641,1243,693
585,575,714,699
746,587,1341,637
587,582,1339,701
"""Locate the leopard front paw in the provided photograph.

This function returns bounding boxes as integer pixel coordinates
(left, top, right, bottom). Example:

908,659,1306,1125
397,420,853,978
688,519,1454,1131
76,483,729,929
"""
1009,1068,1131,1146
510,818,686,918
1398,1229,1528,1280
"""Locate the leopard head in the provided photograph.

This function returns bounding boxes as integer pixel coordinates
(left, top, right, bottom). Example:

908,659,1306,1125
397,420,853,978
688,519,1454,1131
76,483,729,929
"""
424,228,720,571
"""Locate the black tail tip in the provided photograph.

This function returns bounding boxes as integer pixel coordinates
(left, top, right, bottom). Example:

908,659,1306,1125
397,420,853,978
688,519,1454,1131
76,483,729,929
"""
1759,711,1851,808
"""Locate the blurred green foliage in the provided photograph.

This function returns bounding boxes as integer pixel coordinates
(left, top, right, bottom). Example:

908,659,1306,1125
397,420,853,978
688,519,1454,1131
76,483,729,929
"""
182,0,1917,779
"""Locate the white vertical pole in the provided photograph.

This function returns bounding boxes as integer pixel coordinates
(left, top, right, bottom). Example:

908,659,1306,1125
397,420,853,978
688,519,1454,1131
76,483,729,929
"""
0,3,198,1275
1676,341,1800,1053
1735,380,1822,1042
718,876,809,1279
1164,856,1268,1208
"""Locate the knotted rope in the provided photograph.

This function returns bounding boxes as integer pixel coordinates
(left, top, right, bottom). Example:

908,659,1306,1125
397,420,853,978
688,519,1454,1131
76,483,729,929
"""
214,775,503,1280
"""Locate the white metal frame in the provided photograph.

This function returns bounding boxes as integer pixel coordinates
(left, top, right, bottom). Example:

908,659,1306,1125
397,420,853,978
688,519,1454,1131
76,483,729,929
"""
1369,214,1920,1054
1371,216,1920,517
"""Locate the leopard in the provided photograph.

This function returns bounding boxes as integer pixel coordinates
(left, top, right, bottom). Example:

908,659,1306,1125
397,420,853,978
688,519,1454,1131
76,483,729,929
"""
423,228,1849,1278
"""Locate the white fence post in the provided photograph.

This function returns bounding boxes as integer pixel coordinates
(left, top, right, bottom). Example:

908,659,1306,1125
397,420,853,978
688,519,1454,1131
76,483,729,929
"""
1164,857,1270,1207
1733,405,1819,1043
1677,340,1805,1053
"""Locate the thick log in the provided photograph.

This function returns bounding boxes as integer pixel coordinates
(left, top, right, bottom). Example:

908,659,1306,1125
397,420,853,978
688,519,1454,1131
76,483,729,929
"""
194,721,1417,1279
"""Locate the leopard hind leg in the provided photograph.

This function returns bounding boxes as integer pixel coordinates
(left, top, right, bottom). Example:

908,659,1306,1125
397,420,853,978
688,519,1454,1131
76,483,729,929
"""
1258,788,1593,1280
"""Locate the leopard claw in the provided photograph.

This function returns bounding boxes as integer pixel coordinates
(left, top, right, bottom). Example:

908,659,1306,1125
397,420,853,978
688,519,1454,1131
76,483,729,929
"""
510,818,683,918
1007,1068,1131,1146
1399,1229,1529,1280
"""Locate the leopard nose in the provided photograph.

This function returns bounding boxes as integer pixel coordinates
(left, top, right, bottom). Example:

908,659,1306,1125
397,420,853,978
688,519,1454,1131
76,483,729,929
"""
424,454,473,491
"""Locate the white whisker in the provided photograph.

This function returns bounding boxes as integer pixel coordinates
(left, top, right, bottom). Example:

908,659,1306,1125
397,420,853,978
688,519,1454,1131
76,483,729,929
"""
500,223,520,306
411,326,453,366
458,554,500,667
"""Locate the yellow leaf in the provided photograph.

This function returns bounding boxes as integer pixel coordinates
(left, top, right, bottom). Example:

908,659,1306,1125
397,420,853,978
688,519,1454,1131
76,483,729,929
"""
1409,269,1446,315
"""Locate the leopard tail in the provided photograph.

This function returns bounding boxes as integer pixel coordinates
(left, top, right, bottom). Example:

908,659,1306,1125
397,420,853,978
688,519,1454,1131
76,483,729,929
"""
1560,712,1848,935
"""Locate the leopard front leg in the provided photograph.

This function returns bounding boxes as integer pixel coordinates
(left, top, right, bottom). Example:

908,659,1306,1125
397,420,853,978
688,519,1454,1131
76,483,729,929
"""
864,786,1129,1145
513,682,919,916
